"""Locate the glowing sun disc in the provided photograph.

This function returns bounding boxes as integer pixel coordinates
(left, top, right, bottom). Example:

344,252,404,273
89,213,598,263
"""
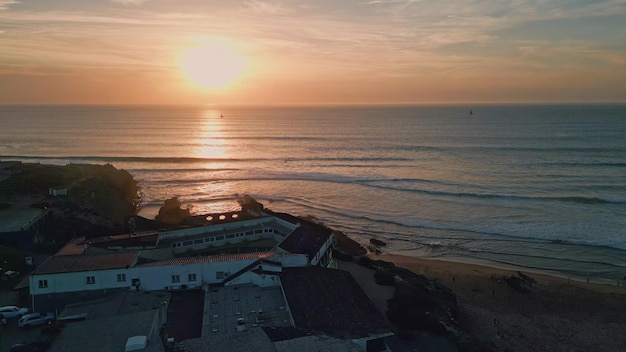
181,42,245,89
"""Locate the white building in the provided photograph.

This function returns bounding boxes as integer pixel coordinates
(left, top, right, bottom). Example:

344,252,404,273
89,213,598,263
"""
27,207,393,352
29,210,335,311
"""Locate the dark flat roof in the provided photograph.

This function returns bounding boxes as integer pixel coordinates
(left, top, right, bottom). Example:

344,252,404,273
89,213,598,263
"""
167,289,204,341
178,328,277,352
269,211,332,260
0,208,49,233
280,267,389,339
33,252,137,275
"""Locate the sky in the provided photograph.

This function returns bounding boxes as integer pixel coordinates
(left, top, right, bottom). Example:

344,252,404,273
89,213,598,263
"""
1,0,625,105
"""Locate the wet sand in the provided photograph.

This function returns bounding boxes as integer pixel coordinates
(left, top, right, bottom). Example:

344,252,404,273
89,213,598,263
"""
342,253,626,352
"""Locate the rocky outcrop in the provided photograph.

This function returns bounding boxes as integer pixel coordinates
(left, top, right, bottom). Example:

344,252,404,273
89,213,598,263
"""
373,267,395,286
333,230,367,257
0,162,140,246
504,273,535,293
0,162,139,223
155,197,192,225
370,238,387,247
357,256,459,338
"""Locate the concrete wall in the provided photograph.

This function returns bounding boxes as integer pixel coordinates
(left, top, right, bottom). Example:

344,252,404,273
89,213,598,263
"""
129,258,260,291
30,253,309,298
30,268,133,295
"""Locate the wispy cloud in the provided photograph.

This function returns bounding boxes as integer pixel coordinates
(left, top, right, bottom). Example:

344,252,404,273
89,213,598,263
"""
1,0,625,103
110,0,153,5
243,0,292,16
0,0,18,11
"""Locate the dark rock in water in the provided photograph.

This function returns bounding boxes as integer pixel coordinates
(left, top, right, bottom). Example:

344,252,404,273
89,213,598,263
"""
374,267,395,286
155,197,191,226
332,248,354,262
237,194,264,215
370,238,387,247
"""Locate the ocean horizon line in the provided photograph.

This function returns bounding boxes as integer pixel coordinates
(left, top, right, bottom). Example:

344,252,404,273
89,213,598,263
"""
1,101,626,108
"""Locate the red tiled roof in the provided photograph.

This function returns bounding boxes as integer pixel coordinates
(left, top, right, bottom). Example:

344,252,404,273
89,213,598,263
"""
56,232,159,256
137,252,274,268
33,252,138,275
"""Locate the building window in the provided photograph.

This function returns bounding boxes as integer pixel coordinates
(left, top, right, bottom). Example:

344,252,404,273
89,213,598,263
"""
194,239,203,244
255,229,263,234
38,280,48,288
171,275,180,283
117,273,126,282
188,273,197,281
86,276,96,285
182,241,193,246
226,234,234,239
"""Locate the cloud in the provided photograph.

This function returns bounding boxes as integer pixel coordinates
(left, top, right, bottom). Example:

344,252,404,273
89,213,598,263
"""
110,0,152,5
243,0,292,16
0,0,18,11
1,0,625,103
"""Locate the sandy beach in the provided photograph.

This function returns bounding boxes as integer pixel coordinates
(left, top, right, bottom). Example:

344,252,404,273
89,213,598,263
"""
340,253,626,352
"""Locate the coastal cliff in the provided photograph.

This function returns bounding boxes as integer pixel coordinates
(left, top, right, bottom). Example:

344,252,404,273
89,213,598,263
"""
0,162,140,227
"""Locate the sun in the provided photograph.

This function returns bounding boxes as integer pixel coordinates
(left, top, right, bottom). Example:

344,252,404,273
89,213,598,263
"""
180,41,246,89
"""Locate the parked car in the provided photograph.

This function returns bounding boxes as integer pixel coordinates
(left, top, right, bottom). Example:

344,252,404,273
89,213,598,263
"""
1,270,20,280
0,306,29,318
17,312,55,328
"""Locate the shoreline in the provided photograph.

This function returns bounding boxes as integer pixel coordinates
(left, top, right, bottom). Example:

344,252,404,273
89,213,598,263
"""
384,250,626,288
372,252,626,294
341,252,626,351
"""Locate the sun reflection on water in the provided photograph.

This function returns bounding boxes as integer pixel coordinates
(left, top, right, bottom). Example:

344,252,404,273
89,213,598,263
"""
196,109,228,162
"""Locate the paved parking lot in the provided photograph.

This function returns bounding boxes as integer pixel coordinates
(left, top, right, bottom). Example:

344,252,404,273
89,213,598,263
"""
0,318,49,351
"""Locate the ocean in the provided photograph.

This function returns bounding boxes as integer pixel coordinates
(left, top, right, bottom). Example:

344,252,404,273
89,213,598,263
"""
1,104,625,282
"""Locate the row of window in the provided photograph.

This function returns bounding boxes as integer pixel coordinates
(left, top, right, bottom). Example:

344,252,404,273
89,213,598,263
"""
170,228,281,248
38,273,128,289
171,273,197,283
38,271,227,289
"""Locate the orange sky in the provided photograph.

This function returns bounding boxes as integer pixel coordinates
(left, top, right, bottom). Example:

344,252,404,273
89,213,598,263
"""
1,1,625,105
